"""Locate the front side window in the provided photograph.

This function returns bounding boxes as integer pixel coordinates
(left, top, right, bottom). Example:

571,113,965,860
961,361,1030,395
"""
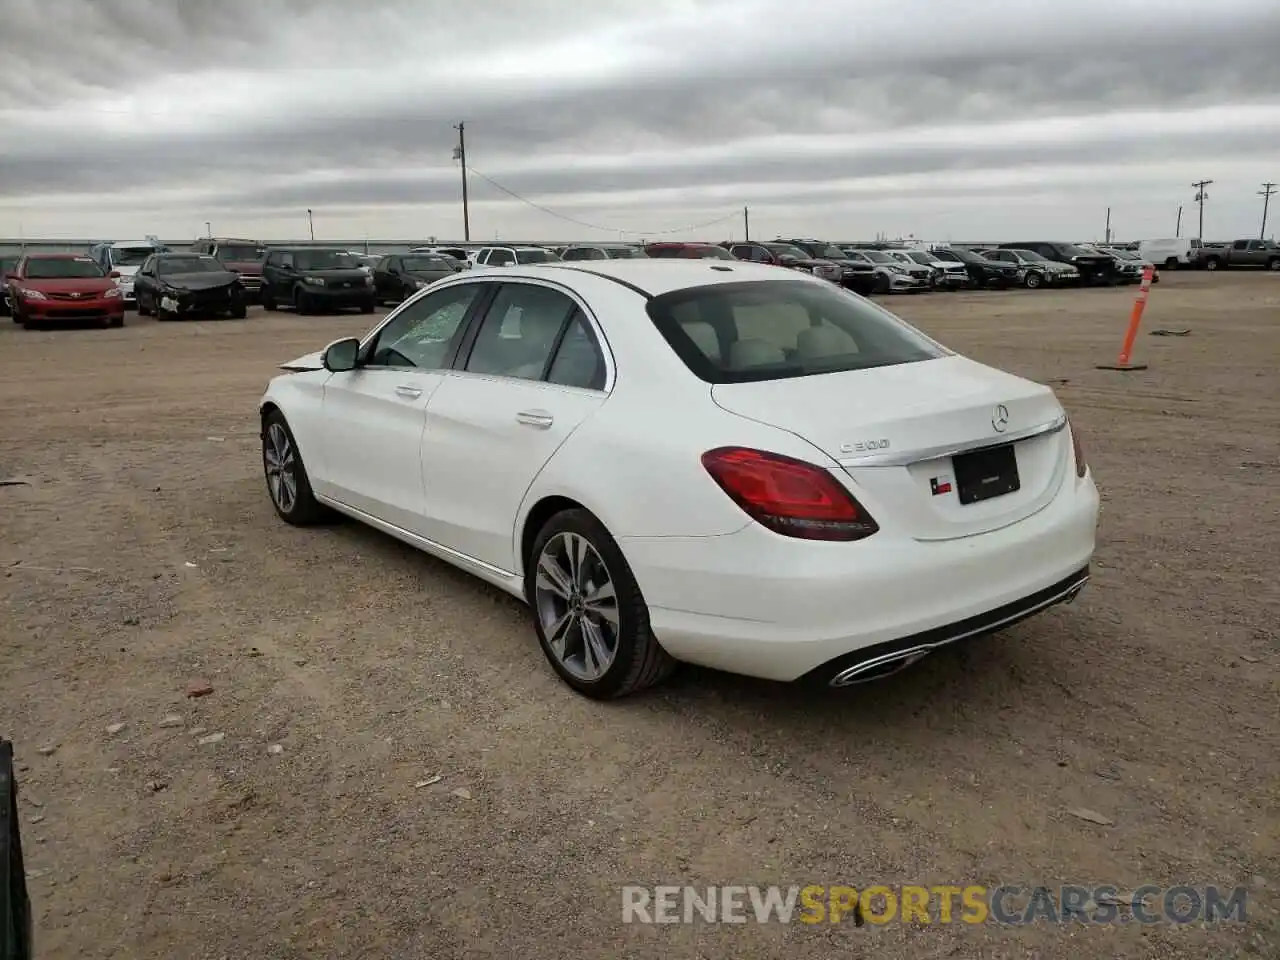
464,283,576,380
365,283,482,369
646,279,946,384
23,257,106,279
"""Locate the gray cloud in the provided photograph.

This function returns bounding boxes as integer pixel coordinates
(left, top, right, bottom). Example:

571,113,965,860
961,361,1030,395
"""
2,0,1280,239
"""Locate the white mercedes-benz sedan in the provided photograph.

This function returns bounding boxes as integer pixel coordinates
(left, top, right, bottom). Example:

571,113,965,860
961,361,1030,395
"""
259,259,1098,699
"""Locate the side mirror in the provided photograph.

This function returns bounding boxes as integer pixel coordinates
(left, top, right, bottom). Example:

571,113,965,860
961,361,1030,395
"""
322,337,361,372
109,270,121,278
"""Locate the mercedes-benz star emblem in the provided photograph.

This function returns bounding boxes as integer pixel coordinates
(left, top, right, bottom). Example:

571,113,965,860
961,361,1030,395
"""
991,404,1010,433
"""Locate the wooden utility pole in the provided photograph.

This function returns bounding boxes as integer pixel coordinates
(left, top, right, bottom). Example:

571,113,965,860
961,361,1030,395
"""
1258,182,1276,240
1191,180,1213,240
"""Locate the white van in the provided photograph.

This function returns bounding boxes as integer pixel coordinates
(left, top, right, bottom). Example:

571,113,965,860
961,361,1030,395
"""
1137,238,1201,269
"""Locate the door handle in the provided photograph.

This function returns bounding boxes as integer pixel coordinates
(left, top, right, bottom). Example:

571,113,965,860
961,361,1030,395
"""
516,409,554,428
394,385,423,399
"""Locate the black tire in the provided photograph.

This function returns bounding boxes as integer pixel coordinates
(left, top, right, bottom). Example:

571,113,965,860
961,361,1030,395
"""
262,288,277,311
359,300,375,314
261,410,327,526
293,287,310,315
1205,258,1220,271
137,294,152,317
1268,258,1280,272
230,302,248,319
526,508,676,700
1164,257,1179,270
1024,271,1043,289
108,315,124,328
874,274,891,295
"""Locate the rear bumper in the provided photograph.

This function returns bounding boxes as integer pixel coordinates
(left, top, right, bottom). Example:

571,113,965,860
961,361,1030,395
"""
621,472,1099,683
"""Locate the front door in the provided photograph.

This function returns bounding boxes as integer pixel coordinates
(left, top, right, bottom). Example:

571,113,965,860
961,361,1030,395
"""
318,282,488,533
420,282,609,572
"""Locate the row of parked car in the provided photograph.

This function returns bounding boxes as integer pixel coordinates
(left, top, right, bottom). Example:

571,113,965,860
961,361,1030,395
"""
5,230,1270,327
393,238,1164,300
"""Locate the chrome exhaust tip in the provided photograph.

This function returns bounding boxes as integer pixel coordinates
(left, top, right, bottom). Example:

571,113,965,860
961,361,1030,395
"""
828,645,934,688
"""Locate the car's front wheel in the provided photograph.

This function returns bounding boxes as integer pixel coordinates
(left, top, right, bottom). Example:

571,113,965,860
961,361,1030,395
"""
294,287,312,315
1024,271,1043,289
262,411,327,525
527,509,675,699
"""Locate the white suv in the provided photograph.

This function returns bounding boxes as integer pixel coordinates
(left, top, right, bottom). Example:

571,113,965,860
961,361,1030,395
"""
473,246,561,267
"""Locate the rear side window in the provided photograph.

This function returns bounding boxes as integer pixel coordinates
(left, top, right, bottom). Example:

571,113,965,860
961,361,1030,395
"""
646,279,946,384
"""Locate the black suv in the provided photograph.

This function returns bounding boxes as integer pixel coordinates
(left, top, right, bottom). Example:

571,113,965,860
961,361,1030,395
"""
997,242,1119,285
261,247,376,315
932,248,1021,289
776,239,882,296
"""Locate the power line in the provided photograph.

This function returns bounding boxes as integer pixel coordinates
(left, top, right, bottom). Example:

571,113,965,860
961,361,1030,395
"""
465,166,741,236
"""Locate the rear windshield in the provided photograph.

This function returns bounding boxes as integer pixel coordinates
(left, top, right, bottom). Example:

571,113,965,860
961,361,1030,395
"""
606,246,647,258
515,249,559,264
25,257,105,279
294,250,360,270
402,255,452,271
215,244,264,261
646,279,946,384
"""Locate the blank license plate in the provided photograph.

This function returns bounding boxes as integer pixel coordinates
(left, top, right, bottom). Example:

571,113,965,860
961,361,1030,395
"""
953,444,1020,505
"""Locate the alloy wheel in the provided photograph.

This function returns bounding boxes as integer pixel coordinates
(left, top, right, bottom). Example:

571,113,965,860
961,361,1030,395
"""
533,532,620,681
263,422,298,514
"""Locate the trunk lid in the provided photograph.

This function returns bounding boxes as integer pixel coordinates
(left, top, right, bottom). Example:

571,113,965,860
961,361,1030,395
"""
710,355,1070,541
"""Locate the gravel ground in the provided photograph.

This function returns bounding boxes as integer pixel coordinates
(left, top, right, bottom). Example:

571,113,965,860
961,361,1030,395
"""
0,271,1276,959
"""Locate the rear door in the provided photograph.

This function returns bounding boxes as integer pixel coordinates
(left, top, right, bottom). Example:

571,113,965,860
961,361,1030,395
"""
418,281,609,571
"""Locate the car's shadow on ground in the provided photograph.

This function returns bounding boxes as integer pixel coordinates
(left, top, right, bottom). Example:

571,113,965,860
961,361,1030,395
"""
313,508,1071,740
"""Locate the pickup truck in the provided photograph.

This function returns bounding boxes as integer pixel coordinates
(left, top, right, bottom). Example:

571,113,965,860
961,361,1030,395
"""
1196,239,1280,271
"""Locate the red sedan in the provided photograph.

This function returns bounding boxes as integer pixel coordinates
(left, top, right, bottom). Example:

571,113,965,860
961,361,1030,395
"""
4,253,126,329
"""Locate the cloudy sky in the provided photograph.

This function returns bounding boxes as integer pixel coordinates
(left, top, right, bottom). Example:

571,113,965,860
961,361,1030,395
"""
2,0,1279,244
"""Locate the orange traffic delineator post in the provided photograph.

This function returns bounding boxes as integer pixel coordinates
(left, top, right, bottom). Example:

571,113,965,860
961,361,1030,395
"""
1097,265,1155,371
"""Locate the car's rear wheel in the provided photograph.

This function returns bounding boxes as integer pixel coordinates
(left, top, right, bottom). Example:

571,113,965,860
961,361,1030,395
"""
262,411,326,525
1164,257,1179,270
527,509,675,699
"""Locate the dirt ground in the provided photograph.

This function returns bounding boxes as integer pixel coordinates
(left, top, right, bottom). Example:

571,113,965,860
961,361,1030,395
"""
1,271,1276,959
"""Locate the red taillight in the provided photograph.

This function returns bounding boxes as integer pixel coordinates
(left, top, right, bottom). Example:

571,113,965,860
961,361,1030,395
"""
1070,420,1087,478
700,446,879,541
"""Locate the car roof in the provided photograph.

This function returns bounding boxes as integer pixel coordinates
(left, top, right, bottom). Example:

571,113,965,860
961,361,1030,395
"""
112,240,162,247
533,258,806,296
22,252,89,259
